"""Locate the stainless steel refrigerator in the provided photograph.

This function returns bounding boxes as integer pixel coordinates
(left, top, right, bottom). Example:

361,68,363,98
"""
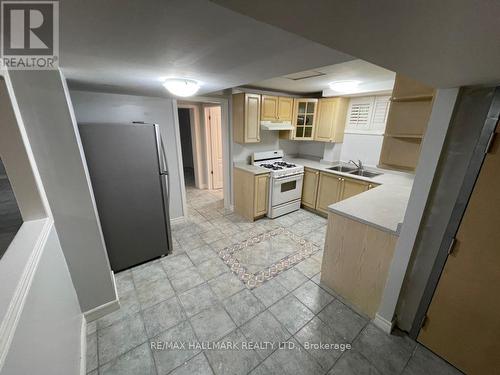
79,122,172,272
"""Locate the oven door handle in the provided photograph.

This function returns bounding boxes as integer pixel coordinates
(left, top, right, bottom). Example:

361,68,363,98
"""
273,173,304,184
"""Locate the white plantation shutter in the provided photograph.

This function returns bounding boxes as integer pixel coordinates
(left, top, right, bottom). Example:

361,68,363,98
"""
371,95,391,132
345,95,390,134
348,102,371,129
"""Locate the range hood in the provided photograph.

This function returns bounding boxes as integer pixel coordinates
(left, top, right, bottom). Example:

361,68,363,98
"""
260,121,294,131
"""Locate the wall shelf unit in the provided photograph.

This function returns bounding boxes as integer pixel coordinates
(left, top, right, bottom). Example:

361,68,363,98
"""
379,74,435,171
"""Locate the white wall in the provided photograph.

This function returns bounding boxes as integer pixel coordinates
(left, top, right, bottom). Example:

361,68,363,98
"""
8,71,117,313
322,142,342,163
339,133,384,166
70,90,184,219
1,70,83,375
1,225,82,375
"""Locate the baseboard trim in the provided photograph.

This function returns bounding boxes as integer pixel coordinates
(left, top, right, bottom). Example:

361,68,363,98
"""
373,313,395,334
84,298,120,323
170,216,185,225
80,315,86,375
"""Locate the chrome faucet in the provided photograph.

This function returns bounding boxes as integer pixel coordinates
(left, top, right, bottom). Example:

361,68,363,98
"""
349,159,364,170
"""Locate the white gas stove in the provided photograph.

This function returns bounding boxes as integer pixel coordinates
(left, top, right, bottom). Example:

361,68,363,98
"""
252,150,304,218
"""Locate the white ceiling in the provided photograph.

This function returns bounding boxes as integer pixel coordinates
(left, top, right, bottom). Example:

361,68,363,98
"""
212,0,500,88
60,0,353,96
247,60,395,95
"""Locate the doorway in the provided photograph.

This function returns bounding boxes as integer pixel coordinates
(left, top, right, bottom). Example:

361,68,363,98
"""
178,108,196,187
176,102,224,193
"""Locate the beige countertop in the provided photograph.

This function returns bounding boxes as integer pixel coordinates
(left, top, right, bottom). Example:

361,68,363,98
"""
233,161,270,175
285,157,414,235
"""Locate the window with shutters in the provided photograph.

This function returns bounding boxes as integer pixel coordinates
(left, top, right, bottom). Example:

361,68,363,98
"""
345,95,390,135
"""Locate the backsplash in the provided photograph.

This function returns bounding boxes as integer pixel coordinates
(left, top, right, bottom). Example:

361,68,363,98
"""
233,131,329,163
339,133,384,166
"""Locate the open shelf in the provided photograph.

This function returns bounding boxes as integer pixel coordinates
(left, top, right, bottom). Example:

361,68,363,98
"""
391,95,434,102
379,135,422,171
378,74,435,172
392,74,435,98
385,100,433,137
385,133,424,139
377,163,416,173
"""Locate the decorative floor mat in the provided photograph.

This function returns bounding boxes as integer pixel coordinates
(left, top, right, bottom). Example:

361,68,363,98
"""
216,227,320,289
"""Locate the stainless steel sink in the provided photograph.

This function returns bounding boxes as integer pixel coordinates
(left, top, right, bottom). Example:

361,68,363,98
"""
328,165,358,173
349,170,382,178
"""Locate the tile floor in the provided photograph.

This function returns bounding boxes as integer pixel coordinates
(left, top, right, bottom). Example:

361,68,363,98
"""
86,186,462,375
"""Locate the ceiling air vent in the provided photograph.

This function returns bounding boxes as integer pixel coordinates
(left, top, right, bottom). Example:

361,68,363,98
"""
283,70,326,81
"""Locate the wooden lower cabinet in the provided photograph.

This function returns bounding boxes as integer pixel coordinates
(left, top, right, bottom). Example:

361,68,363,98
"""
321,212,398,317
301,168,320,209
304,170,378,214
316,172,343,214
254,173,269,217
341,177,371,200
233,167,269,221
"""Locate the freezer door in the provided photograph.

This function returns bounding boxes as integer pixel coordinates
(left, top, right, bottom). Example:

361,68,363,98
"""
79,123,171,271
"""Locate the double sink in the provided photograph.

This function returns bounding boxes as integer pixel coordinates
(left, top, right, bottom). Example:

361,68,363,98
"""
328,165,382,178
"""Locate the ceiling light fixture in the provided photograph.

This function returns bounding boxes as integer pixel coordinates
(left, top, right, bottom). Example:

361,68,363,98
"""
162,78,200,97
328,80,361,93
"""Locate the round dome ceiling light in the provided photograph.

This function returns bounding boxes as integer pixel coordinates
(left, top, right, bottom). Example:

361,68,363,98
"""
328,80,361,93
162,78,200,97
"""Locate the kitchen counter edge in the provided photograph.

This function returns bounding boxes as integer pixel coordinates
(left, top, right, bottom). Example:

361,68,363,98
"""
286,157,414,235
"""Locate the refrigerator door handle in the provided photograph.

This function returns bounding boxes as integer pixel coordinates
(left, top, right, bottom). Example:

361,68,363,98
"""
161,170,170,203
160,138,169,174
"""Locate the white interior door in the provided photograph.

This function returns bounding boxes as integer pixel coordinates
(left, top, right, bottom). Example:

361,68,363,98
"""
207,106,223,190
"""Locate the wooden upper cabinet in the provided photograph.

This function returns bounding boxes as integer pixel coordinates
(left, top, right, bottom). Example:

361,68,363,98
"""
301,168,320,209
315,98,349,143
277,97,293,121
261,95,293,121
232,93,261,144
316,172,343,214
293,98,318,140
261,95,279,121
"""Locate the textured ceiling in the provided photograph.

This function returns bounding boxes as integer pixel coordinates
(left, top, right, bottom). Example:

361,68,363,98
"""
59,0,353,96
